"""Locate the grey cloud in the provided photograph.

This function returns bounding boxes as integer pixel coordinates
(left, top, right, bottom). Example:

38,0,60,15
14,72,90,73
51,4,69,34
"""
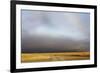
21,10,90,53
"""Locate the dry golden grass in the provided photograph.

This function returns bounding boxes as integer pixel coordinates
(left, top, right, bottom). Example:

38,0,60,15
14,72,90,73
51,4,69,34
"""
21,52,90,63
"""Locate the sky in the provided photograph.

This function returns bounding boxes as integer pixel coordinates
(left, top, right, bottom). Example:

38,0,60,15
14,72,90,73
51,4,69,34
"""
21,10,90,53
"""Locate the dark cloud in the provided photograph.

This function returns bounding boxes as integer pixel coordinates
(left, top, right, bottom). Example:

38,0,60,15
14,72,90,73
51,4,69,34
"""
21,35,90,53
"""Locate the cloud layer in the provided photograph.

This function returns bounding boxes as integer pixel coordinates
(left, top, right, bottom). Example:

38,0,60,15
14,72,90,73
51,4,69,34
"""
21,10,90,53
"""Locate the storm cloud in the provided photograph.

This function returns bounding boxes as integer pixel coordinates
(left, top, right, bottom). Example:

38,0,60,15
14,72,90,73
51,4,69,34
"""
21,10,90,53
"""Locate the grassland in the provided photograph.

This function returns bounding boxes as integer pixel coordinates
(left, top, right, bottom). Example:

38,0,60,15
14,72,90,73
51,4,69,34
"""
21,52,90,63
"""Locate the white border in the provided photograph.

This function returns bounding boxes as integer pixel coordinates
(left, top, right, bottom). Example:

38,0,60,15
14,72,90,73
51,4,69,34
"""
16,4,94,69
